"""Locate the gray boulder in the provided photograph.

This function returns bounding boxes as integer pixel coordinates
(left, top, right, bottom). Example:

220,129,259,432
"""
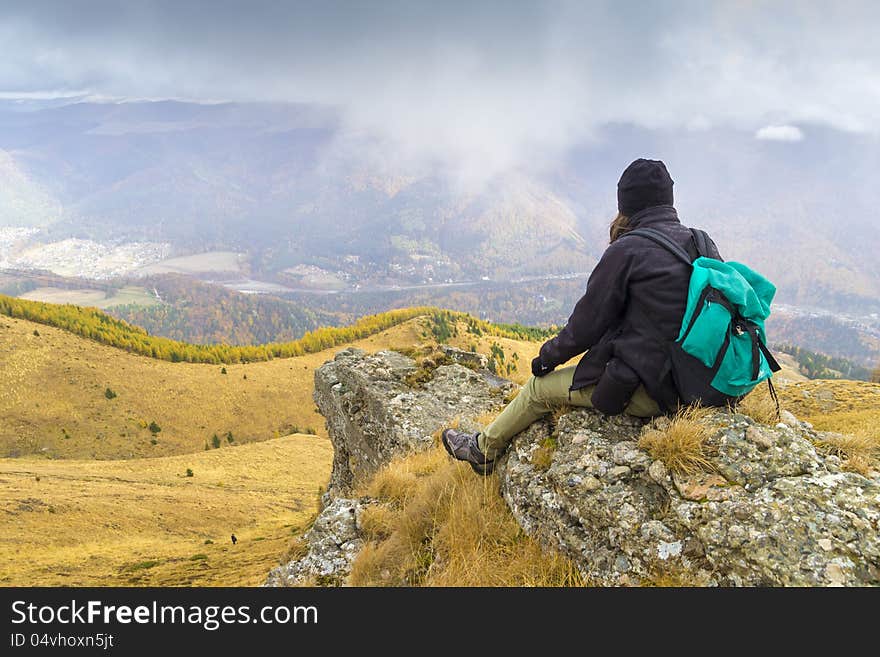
265,497,366,587
500,409,879,586
313,347,513,496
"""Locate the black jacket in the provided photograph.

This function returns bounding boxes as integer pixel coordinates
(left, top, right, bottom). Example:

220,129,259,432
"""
538,205,721,412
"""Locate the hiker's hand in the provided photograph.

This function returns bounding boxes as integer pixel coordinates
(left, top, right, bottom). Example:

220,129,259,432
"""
531,356,553,377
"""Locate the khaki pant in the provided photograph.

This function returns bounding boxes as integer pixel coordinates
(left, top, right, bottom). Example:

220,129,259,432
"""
478,364,661,460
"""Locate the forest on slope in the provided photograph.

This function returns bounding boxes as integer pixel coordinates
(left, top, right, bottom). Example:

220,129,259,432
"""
109,275,339,345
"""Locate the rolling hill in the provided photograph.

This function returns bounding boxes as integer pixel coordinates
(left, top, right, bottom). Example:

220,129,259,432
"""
0,312,430,459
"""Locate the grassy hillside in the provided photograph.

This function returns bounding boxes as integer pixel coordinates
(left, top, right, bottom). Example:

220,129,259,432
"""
776,378,880,447
0,294,436,363
0,434,330,586
0,314,429,459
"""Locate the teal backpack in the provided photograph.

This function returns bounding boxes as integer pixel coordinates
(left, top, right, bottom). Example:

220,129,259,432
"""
625,227,781,412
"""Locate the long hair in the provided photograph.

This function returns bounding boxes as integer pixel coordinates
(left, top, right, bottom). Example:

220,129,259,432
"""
609,212,630,243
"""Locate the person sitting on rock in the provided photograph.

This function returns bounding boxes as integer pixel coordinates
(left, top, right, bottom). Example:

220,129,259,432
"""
442,158,721,474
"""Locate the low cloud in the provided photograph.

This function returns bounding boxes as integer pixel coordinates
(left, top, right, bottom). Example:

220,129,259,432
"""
755,125,805,142
0,1,877,180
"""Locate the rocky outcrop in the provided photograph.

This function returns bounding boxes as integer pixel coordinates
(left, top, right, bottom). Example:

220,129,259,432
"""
500,410,879,586
265,497,366,587
313,347,514,497
269,347,880,587
266,347,513,586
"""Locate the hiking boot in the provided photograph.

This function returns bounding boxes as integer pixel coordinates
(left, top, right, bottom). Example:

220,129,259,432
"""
441,428,495,475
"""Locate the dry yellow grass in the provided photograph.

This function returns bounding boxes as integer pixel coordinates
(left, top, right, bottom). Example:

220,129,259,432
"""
813,430,879,476
358,504,398,542
735,383,782,424
774,379,880,474
0,434,332,586
777,379,880,421
446,325,539,385
639,407,715,475
470,409,502,430
350,447,584,587
0,315,425,459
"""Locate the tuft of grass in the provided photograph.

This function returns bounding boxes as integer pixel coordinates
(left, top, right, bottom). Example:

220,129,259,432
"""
638,407,715,475
358,504,398,541
404,349,453,388
350,446,584,587
550,403,573,429
531,436,558,472
814,432,879,476
124,560,160,572
361,448,442,504
735,384,781,424
470,410,500,431
281,536,310,564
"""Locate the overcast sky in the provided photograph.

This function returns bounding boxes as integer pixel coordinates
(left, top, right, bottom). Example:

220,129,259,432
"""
1,1,878,178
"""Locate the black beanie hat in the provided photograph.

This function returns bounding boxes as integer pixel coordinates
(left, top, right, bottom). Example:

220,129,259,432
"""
617,158,674,216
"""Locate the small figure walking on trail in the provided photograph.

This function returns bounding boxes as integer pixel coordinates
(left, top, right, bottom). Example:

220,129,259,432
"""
231,534,237,545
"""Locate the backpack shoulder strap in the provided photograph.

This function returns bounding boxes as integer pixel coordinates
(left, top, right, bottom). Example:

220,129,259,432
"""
690,228,710,258
624,227,694,266
689,228,725,262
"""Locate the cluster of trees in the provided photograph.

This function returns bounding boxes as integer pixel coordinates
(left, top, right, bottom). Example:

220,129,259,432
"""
485,341,520,376
428,311,458,342
430,309,556,344
774,343,873,381
109,275,336,345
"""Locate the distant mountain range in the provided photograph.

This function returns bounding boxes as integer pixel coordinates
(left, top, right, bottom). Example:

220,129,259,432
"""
1,98,878,313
